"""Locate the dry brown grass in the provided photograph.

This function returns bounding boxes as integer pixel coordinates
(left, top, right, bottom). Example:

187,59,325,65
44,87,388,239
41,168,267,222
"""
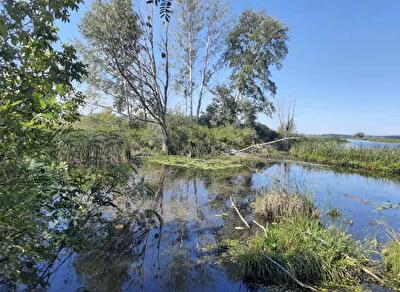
253,190,320,221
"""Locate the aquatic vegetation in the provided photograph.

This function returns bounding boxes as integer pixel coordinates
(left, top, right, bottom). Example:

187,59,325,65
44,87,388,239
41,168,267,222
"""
253,190,320,221
224,216,369,289
376,202,400,211
144,155,246,170
327,208,343,218
290,140,400,176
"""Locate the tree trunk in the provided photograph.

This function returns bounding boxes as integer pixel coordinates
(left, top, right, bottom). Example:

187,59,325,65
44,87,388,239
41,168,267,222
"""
196,35,211,119
160,123,172,154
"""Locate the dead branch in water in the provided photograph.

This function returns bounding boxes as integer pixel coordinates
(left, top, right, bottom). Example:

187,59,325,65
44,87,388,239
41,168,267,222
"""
238,136,301,153
252,219,266,232
230,196,250,229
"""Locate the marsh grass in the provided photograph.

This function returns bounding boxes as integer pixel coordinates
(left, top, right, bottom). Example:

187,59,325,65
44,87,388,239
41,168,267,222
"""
224,216,369,289
382,231,400,286
253,190,320,221
290,140,400,175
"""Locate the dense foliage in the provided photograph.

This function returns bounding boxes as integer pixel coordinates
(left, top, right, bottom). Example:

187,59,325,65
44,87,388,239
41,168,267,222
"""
0,1,150,288
224,10,288,117
0,0,86,161
58,111,264,161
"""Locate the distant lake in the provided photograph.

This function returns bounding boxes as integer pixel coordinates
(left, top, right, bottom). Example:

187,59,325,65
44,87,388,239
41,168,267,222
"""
346,138,400,149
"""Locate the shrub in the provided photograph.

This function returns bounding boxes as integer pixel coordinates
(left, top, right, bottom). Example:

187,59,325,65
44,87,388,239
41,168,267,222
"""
254,123,279,142
167,114,257,156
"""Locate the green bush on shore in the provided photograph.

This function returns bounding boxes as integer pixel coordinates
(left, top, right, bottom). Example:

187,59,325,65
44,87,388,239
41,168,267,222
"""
58,111,268,163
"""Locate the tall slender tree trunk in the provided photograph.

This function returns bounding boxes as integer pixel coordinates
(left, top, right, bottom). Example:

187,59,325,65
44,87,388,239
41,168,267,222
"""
160,122,172,154
196,35,211,119
188,30,194,117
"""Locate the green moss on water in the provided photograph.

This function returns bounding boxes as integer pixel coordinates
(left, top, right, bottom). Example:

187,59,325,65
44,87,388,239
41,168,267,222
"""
143,155,249,170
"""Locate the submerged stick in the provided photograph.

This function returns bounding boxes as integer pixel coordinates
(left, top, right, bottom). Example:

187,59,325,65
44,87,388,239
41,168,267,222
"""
230,196,250,229
252,219,266,232
361,267,384,284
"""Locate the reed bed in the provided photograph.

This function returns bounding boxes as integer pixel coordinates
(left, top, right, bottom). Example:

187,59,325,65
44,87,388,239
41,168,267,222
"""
290,140,400,175
58,130,135,165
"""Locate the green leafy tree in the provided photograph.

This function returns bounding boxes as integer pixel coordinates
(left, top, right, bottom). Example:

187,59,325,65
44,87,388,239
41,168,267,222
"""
200,85,257,127
0,0,93,287
354,132,365,139
174,0,229,118
224,10,289,116
0,0,86,161
80,0,173,153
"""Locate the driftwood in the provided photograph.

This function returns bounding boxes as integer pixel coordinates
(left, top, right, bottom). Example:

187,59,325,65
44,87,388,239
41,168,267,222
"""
252,219,266,232
230,196,250,229
238,136,301,153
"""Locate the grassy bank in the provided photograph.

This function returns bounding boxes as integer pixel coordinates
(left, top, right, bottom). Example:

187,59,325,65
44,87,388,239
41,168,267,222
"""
223,190,400,290
289,140,400,176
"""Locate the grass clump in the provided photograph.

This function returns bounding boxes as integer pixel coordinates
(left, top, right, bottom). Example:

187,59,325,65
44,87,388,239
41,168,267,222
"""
144,155,245,170
290,139,400,176
382,234,400,286
225,216,368,289
253,190,320,221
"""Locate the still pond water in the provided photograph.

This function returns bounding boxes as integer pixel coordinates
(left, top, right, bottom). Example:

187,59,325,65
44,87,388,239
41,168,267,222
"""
346,138,400,149
11,161,400,291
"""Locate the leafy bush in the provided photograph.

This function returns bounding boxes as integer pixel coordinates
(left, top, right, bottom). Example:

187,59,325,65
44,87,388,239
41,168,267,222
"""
254,123,279,142
167,114,257,156
58,112,163,164
60,112,262,163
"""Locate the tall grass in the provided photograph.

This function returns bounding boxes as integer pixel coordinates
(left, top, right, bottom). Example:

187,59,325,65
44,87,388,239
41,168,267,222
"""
382,231,400,286
225,216,368,289
290,140,400,175
253,190,320,221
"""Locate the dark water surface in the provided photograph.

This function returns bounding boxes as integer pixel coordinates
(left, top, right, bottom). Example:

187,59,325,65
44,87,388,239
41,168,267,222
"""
8,161,400,291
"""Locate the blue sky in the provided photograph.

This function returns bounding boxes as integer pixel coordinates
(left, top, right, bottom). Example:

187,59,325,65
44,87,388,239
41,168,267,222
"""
58,0,400,135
